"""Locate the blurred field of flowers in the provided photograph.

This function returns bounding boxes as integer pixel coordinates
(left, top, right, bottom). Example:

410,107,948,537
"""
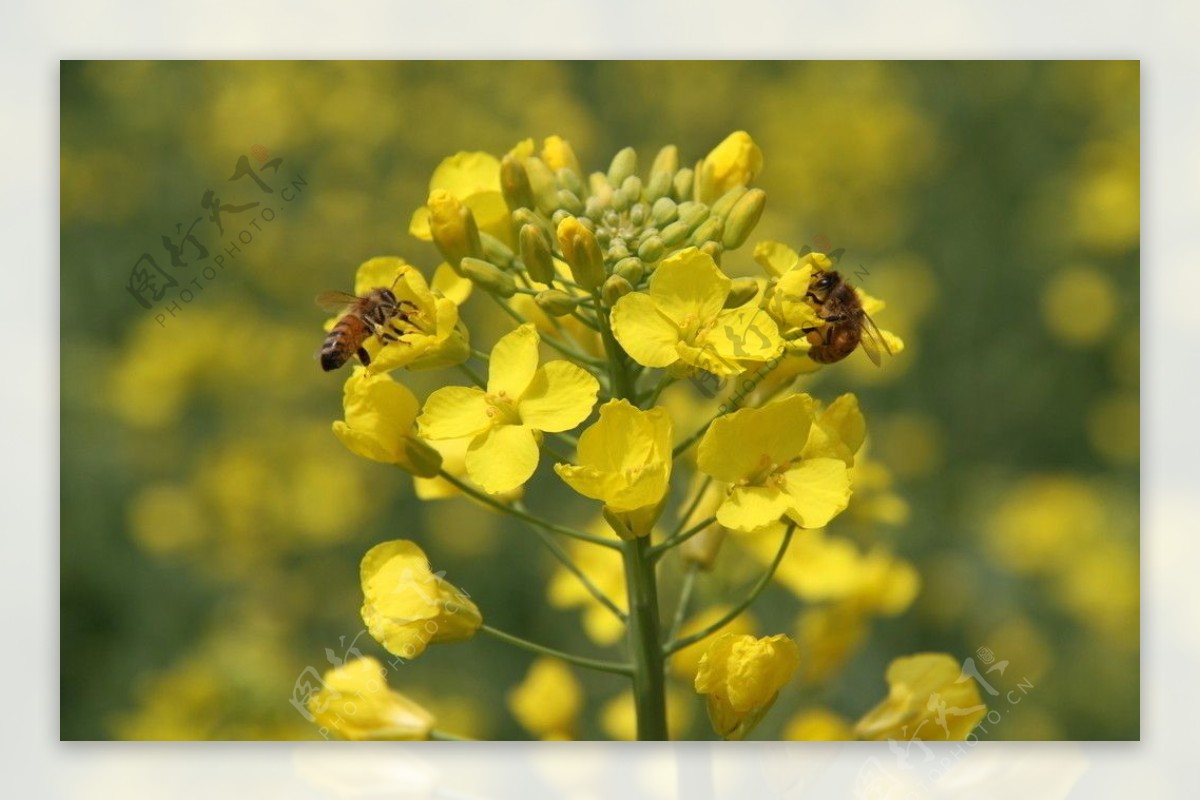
60,61,1138,740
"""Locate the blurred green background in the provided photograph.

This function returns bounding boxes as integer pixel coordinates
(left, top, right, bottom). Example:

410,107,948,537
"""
60,61,1138,741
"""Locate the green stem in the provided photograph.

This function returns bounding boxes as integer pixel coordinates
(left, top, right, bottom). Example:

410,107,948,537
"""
664,523,795,655
667,561,701,643
620,535,668,739
489,294,606,367
436,469,620,550
480,624,632,676
648,515,716,560
594,291,638,401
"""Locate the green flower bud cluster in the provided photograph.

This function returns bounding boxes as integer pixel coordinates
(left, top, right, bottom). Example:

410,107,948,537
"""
466,141,768,305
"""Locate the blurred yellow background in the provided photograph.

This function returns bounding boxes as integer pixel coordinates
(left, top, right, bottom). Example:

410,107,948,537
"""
60,61,1138,740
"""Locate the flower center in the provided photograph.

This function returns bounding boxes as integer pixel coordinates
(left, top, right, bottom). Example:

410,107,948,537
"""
744,452,792,488
484,390,521,425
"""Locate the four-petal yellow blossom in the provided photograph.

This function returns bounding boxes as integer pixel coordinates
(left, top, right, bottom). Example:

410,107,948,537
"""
360,540,482,660
332,368,442,477
611,247,782,377
555,400,673,536
307,656,435,741
694,633,800,740
506,657,583,740
408,151,511,244
855,653,987,741
696,130,764,204
341,257,470,373
697,394,852,532
417,323,599,494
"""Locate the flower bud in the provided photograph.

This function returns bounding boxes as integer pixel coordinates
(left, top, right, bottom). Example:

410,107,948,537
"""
696,131,764,204
700,241,724,264
710,185,749,218
512,207,551,243
501,154,534,212
602,274,633,306
535,289,578,317
588,172,614,205
557,216,606,290
672,167,694,201
650,144,680,179
724,277,760,309
660,220,691,248
610,187,631,213
689,216,724,247
460,257,517,297
637,236,665,263
722,188,766,249
614,257,644,285
556,167,586,199
520,223,556,284
645,170,674,202
427,189,483,273
523,156,560,215
620,174,643,201
480,231,515,268
403,437,445,479
607,146,639,187
542,135,582,176
607,238,630,261
557,188,584,216
677,202,711,230
650,197,678,227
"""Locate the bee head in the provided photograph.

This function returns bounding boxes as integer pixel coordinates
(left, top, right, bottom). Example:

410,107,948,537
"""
812,271,839,292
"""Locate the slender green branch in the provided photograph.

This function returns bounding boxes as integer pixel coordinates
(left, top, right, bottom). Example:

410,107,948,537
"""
513,506,626,622
480,624,633,676
648,515,716,560
593,291,638,401
436,469,620,550
470,347,491,362
488,294,607,367
667,562,701,643
668,476,713,542
664,523,795,655
538,437,571,465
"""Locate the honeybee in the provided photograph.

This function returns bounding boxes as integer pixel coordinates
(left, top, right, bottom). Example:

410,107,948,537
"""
316,280,418,371
802,269,893,366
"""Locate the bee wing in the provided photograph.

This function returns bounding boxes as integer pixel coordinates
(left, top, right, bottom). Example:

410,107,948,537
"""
315,290,361,312
858,312,892,367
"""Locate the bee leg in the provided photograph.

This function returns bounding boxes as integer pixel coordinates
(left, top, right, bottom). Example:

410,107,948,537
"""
357,347,372,367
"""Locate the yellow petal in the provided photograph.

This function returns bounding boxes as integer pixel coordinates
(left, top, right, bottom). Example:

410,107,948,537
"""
465,425,539,494
488,323,541,398
353,256,411,296
611,292,682,369
716,486,793,532
332,369,420,465
519,361,599,432
649,248,730,326
429,151,502,198
432,262,473,305
702,303,783,365
698,394,815,483
752,240,801,278
418,386,491,440
781,458,852,528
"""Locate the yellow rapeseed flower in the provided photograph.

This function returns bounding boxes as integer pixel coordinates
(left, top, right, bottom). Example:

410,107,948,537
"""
697,394,852,532
408,151,511,244
611,247,782,377
554,400,672,537
855,653,987,741
417,324,599,495
359,540,482,660
506,657,583,740
696,130,764,204
669,604,758,680
332,368,442,477
694,633,800,740
342,257,470,373
307,656,435,741
784,708,855,741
